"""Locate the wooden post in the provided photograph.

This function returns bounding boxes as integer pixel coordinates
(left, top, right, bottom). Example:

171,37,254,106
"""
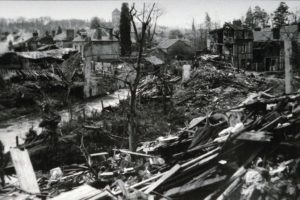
284,37,292,94
10,148,40,194
15,136,19,147
101,100,104,110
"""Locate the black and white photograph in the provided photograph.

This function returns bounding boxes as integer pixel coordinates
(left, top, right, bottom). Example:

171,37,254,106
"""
1,0,300,199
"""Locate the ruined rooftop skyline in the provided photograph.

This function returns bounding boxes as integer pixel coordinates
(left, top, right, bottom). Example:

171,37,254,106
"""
0,0,299,29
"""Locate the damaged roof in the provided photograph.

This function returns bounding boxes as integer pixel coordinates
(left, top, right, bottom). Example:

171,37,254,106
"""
145,56,164,66
280,25,300,39
73,28,118,42
253,29,274,42
16,48,77,60
54,32,72,41
157,39,191,50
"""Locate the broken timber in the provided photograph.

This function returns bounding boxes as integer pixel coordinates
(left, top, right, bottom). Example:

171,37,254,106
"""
10,148,40,194
145,164,181,194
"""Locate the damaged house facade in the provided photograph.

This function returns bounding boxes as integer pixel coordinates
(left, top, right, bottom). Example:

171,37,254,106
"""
252,24,300,71
80,28,120,98
0,48,77,88
209,22,300,72
252,28,283,71
208,22,253,69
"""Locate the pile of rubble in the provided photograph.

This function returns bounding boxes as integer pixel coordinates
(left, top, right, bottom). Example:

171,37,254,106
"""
137,74,179,101
2,90,300,200
173,59,278,120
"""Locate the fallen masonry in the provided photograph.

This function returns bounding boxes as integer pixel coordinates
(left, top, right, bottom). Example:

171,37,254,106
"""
1,89,300,200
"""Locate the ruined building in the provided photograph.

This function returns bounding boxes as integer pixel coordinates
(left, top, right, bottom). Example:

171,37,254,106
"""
208,21,253,70
252,24,300,72
77,27,120,98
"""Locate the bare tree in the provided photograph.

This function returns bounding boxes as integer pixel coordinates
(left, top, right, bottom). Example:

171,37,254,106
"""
126,3,157,151
145,6,164,48
85,3,161,151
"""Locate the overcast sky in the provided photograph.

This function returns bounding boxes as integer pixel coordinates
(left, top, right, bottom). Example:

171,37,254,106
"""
0,0,299,28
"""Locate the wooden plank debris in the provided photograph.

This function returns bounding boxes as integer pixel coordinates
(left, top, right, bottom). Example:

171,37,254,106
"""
116,149,157,158
237,131,272,142
10,148,40,194
145,164,181,194
50,184,104,200
165,175,227,197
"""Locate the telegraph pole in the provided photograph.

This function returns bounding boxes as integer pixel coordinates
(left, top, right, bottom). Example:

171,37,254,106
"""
284,37,292,94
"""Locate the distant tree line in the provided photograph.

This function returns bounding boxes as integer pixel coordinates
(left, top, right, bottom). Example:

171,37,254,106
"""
244,2,300,29
0,16,113,35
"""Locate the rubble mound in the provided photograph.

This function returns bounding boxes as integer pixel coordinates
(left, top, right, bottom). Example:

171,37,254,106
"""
173,61,282,120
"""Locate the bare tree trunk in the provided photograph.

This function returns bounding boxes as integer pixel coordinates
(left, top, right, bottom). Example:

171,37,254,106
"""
128,24,146,151
127,3,157,151
128,88,137,151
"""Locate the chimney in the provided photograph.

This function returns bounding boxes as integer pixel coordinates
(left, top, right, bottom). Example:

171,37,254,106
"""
32,31,38,38
272,28,280,40
66,29,75,41
232,20,242,27
52,30,56,37
254,27,261,31
109,29,113,40
96,28,102,40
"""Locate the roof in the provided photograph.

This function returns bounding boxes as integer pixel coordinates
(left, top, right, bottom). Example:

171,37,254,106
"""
73,35,87,42
224,23,245,31
157,39,191,50
61,53,82,82
54,32,70,41
12,32,32,45
253,28,274,42
73,28,118,42
37,44,58,51
23,36,39,44
145,56,164,66
36,35,54,43
280,25,298,34
157,39,179,49
253,25,299,42
16,48,77,60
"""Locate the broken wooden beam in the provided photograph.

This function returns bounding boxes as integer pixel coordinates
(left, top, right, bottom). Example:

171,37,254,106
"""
10,148,40,194
50,184,106,200
165,175,227,197
115,149,156,158
144,164,181,194
236,131,272,142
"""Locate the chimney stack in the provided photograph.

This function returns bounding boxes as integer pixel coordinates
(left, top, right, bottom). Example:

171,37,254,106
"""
66,29,75,41
109,29,113,40
32,31,38,38
96,28,102,40
232,20,242,27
